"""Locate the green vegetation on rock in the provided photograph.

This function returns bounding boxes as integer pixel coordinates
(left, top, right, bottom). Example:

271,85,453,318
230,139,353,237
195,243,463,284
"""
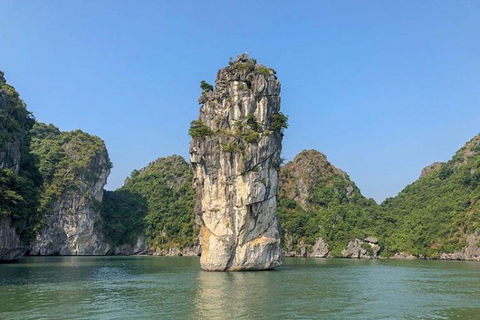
0,72,42,241
378,134,480,258
101,155,197,251
200,80,213,93
269,112,289,132
30,122,112,218
277,150,380,256
188,120,213,139
101,189,147,247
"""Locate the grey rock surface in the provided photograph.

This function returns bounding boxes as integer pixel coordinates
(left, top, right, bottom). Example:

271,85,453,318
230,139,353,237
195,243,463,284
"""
29,141,111,256
310,237,329,258
439,232,480,261
190,54,284,271
0,73,28,261
0,216,26,261
113,234,151,255
342,238,381,259
154,245,201,257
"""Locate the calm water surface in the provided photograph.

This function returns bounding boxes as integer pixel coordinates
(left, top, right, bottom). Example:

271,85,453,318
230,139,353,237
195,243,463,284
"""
1,256,479,319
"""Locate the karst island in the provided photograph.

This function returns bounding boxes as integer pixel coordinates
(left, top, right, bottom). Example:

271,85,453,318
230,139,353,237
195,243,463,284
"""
189,53,288,271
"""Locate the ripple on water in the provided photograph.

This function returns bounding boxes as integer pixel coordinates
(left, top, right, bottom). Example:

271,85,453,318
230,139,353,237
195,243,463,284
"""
1,257,480,319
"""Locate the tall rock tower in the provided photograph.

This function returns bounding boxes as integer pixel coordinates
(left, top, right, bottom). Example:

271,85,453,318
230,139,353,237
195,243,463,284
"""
190,54,287,271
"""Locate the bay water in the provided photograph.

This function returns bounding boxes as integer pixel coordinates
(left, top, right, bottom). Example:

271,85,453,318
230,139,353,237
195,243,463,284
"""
1,256,479,319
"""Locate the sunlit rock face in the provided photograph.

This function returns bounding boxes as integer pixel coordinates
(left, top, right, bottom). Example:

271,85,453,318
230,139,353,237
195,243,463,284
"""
29,128,112,256
190,54,285,271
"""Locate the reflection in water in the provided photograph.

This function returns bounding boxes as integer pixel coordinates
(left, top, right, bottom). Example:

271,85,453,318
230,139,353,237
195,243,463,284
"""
194,270,277,319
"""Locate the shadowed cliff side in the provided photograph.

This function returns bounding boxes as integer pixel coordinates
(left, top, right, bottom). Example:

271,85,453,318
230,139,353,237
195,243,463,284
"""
0,71,42,261
102,155,197,256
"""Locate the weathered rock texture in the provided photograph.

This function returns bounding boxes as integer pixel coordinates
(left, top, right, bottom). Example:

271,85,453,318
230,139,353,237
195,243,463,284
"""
0,71,31,261
190,54,285,271
0,216,26,261
342,237,381,259
419,162,443,178
29,124,111,255
439,232,480,261
310,237,329,258
113,234,150,255
153,244,201,257
279,150,353,211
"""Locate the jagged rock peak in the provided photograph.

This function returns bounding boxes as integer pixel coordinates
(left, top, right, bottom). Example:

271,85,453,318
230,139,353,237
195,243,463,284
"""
198,53,279,105
284,150,349,179
455,133,480,163
190,54,286,271
279,149,352,210
420,162,443,178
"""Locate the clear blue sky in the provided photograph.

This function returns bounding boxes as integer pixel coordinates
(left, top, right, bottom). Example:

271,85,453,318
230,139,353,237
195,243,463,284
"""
1,1,480,203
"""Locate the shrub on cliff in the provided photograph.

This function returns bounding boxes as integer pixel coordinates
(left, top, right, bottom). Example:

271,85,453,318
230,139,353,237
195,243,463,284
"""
200,80,213,93
277,150,380,256
189,120,213,138
269,112,288,132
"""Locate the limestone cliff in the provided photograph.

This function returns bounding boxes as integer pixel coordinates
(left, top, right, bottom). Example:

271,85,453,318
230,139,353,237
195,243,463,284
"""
0,72,24,173
189,54,286,271
28,123,111,255
0,71,40,261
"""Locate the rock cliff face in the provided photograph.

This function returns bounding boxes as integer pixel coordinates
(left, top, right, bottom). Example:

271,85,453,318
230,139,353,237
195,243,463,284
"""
438,232,480,261
0,72,23,173
190,54,286,271
0,71,37,261
29,123,111,255
113,234,150,255
0,216,25,261
342,237,380,259
419,162,443,178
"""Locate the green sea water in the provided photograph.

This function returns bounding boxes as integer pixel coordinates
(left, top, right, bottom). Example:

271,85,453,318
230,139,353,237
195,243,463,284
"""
1,256,479,319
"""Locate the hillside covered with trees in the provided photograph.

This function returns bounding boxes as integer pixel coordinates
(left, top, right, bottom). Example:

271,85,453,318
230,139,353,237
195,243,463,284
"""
102,155,197,252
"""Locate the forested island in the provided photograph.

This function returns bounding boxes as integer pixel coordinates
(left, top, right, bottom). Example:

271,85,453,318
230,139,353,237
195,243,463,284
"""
1,56,479,263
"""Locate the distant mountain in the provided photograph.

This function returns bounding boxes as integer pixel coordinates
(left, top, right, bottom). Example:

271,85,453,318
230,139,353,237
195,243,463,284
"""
2,68,479,262
278,150,380,257
380,134,480,259
102,155,199,255
102,140,480,261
